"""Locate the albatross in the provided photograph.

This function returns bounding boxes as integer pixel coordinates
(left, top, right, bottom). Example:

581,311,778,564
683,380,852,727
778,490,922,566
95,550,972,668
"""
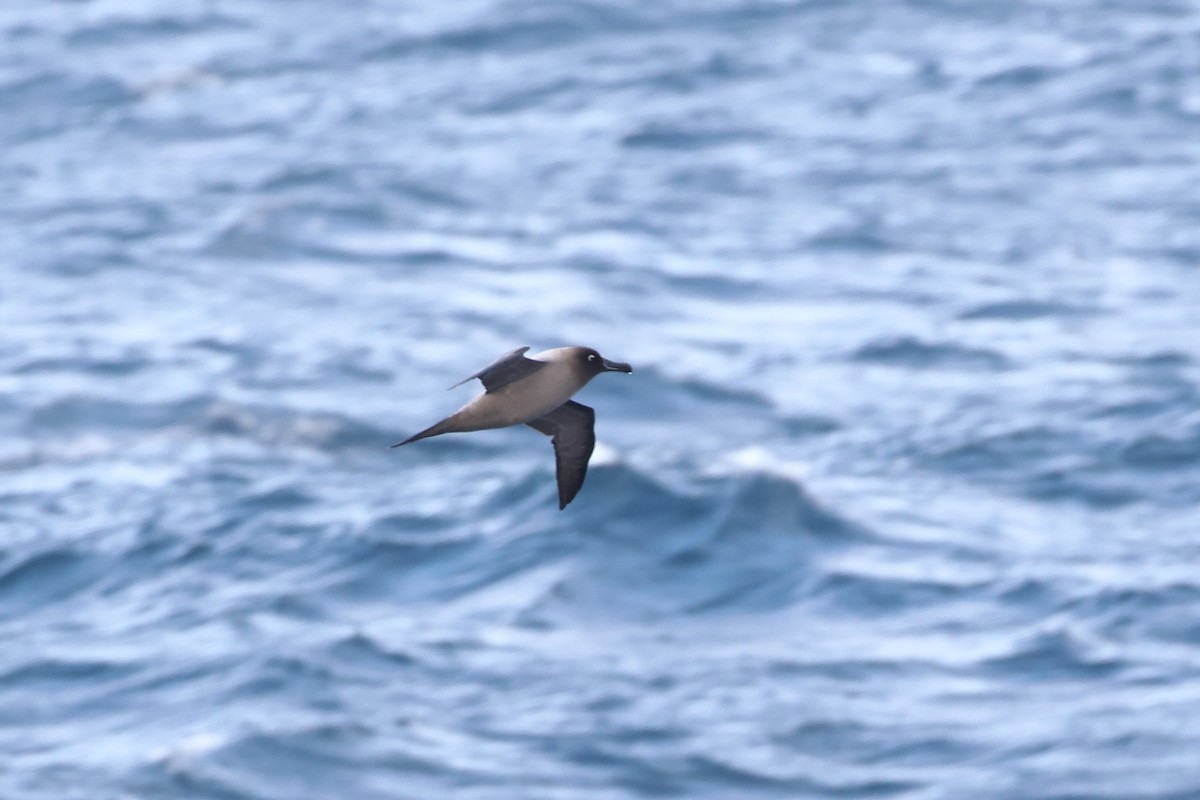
393,346,632,509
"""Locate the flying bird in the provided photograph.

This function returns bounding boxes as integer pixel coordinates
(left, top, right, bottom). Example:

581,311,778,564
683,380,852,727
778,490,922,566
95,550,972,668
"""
393,346,632,509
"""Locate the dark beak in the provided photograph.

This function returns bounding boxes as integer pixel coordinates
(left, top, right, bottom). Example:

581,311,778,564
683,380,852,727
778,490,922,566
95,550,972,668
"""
601,358,633,374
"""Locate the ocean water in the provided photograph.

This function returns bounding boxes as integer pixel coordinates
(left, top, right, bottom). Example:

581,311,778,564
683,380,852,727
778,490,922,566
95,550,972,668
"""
4,0,1200,797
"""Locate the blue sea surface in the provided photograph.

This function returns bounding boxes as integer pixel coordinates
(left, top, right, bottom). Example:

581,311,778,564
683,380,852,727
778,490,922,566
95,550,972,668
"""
4,0,1200,797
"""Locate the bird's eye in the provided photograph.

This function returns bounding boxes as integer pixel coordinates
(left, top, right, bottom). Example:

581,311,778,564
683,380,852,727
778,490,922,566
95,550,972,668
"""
587,354,596,362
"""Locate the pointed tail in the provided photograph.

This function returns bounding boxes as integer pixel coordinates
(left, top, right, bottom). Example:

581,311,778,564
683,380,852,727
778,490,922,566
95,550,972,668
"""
391,417,456,448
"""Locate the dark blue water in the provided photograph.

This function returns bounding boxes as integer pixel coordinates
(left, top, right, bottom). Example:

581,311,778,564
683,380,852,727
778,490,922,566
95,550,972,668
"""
5,1,1200,797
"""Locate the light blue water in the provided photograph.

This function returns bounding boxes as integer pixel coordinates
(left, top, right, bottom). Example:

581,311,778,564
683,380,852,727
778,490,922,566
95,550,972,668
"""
4,1,1200,798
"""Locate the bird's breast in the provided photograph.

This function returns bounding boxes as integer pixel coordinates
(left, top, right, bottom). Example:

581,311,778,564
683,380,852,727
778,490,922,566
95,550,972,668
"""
447,363,584,431
446,364,585,431
497,363,583,423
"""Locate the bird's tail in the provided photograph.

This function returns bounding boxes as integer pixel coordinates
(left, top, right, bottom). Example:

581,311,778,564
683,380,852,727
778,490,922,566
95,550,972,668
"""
391,416,457,448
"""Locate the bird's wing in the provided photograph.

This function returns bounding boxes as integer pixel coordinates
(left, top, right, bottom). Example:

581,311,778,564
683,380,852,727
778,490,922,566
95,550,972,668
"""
449,346,547,393
526,400,596,509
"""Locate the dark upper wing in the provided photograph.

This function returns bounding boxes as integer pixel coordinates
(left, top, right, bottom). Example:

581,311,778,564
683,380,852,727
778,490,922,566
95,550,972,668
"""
449,346,547,393
526,401,596,509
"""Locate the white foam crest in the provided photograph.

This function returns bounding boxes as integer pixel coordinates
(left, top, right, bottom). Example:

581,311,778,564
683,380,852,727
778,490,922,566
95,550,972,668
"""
711,445,810,486
589,440,621,467
152,731,229,772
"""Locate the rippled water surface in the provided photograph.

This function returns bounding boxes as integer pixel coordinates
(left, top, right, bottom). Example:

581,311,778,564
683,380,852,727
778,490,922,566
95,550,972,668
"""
4,0,1200,797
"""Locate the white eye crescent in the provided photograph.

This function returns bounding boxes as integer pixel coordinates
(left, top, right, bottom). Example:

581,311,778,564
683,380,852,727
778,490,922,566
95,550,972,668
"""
587,354,596,361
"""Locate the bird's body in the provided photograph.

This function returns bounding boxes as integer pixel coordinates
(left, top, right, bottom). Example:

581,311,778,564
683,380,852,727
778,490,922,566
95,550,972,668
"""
393,346,632,508
446,348,590,430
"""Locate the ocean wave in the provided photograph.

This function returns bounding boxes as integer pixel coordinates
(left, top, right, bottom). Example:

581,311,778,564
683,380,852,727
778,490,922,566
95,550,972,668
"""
957,298,1098,321
978,627,1125,682
850,336,1010,371
0,549,102,618
507,460,871,621
25,394,396,455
